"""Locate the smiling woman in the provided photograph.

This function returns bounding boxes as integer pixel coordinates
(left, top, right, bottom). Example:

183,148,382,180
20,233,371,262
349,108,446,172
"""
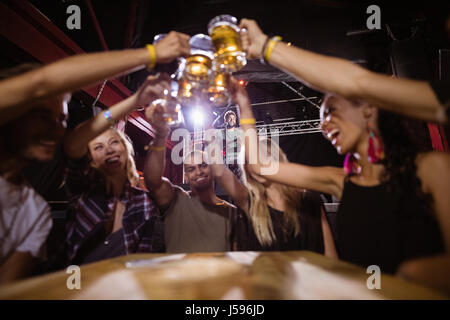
48,75,174,267
88,128,139,192
236,18,450,293
60,128,162,266
0,30,191,282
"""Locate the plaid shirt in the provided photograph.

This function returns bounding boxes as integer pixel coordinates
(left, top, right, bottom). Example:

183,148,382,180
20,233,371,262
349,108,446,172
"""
63,156,163,265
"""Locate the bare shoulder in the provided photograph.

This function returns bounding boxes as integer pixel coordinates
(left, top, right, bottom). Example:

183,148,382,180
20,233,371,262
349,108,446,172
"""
218,199,237,210
416,151,450,174
416,151,450,191
149,177,177,209
150,176,176,194
161,176,173,184
171,183,189,197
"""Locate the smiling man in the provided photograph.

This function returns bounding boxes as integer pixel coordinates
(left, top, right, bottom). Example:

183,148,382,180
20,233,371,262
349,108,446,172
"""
144,106,237,253
0,64,69,284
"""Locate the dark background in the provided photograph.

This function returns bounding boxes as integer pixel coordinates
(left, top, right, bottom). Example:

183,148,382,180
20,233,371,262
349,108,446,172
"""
2,0,449,200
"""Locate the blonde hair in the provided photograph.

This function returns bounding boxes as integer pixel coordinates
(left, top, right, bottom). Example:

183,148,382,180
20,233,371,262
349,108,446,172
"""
242,138,301,246
90,128,139,188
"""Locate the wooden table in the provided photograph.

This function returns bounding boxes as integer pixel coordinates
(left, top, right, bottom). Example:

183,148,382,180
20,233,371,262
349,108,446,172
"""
0,251,448,300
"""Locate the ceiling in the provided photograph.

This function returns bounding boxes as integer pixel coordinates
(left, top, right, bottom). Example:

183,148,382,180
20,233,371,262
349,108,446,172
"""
7,0,450,171
27,0,449,102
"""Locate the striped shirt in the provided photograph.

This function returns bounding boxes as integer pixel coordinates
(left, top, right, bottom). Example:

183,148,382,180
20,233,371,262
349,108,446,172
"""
63,156,163,265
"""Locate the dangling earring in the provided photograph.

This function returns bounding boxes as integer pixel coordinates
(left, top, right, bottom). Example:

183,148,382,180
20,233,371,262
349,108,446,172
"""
344,153,361,175
367,125,385,163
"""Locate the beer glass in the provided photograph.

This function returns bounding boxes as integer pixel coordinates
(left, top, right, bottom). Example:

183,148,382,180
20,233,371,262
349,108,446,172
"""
183,54,213,82
150,34,184,127
150,83,184,127
182,34,214,82
208,65,231,108
208,15,247,72
177,34,214,110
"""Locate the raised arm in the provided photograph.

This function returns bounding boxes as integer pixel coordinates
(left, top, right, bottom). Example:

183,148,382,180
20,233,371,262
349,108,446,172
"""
63,74,171,160
143,102,175,208
0,31,190,126
203,121,250,213
230,77,346,199
239,19,446,124
212,164,250,213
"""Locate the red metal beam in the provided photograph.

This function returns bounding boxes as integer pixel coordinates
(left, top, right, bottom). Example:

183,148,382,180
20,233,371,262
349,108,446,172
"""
0,0,160,141
124,0,138,49
427,123,449,152
120,0,138,84
84,0,109,51
439,125,449,151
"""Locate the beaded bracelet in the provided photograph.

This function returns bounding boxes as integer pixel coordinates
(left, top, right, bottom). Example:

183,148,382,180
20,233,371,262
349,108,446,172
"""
104,109,114,124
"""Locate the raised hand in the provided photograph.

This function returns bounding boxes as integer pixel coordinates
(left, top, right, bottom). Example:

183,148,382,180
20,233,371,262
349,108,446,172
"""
239,19,267,60
145,98,170,138
154,31,191,64
136,73,171,107
229,77,251,111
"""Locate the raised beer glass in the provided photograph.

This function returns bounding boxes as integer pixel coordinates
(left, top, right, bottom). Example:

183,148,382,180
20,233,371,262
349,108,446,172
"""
208,15,247,72
208,65,231,108
177,34,214,110
150,34,184,127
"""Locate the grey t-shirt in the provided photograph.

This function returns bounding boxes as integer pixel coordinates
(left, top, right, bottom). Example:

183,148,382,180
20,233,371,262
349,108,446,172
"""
163,186,235,253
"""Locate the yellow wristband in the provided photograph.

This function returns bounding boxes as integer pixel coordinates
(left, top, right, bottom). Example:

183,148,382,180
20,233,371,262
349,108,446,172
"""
240,118,256,125
264,36,282,63
146,44,157,70
150,145,165,152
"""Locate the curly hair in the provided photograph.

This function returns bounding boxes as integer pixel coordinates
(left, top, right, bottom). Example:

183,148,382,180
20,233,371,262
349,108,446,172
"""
377,110,433,216
223,110,236,122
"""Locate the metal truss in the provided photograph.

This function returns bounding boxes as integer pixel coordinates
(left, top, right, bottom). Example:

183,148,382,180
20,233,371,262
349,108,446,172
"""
186,119,322,182
189,119,322,141
281,82,321,110
256,119,322,137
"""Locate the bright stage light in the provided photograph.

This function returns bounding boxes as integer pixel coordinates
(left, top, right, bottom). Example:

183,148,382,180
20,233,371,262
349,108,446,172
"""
191,108,204,126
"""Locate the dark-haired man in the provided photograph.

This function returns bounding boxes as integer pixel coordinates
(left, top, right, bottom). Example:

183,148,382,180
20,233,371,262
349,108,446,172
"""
144,106,236,253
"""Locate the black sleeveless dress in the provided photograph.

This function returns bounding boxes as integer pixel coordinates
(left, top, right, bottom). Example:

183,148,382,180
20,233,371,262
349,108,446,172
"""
337,178,444,274
233,191,325,253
